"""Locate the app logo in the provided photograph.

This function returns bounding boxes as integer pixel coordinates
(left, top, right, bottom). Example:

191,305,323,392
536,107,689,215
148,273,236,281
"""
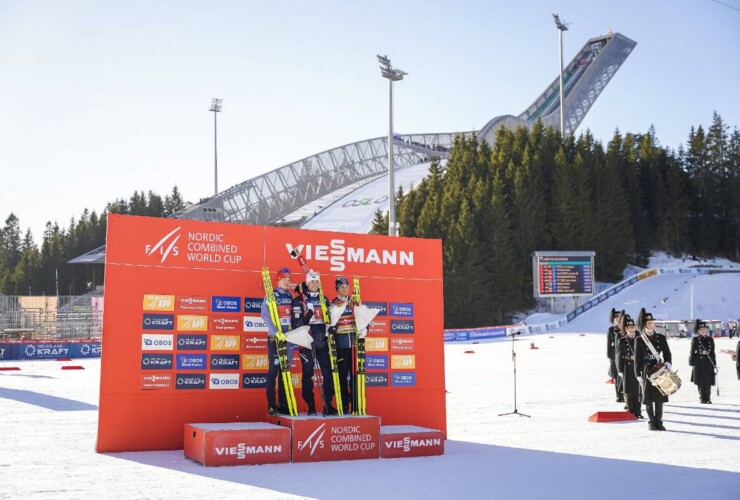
145,226,181,264
364,302,388,316
364,337,388,352
141,353,173,370
212,315,241,332
390,336,415,352
390,302,414,317
141,334,174,351
209,373,240,389
177,295,208,311
242,354,269,370
176,334,208,350
391,372,416,387
210,354,240,370
210,335,240,351
243,297,263,313
176,353,206,370
177,315,208,331
242,373,268,388
391,355,416,369
211,296,241,313
175,373,206,389
242,333,267,351
287,240,414,272
366,354,388,370
366,372,389,387
243,316,268,332
140,373,173,390
390,319,415,334
143,314,175,331
143,294,175,311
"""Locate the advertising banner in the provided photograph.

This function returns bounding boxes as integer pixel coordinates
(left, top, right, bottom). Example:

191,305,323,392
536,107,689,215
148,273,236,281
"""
97,215,445,452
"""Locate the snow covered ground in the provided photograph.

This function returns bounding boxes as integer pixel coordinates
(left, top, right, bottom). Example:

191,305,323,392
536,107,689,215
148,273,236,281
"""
2,255,739,499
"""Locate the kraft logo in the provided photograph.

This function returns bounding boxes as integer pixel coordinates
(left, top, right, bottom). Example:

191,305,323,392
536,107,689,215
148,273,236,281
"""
143,314,175,330
141,353,173,370
176,334,208,350
390,320,415,334
209,373,240,389
366,355,388,370
175,373,206,389
297,423,326,457
364,301,387,316
141,334,174,351
212,296,240,312
244,297,263,313
145,226,181,264
242,374,268,388
210,354,240,370
391,372,416,387
287,240,414,272
366,372,389,387
243,316,268,332
390,303,414,317
176,354,206,369
79,343,101,356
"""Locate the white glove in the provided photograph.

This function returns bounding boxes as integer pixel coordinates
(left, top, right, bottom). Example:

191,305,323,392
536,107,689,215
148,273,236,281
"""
714,367,719,374
665,362,672,370
618,372,623,377
637,376,644,384
359,327,368,339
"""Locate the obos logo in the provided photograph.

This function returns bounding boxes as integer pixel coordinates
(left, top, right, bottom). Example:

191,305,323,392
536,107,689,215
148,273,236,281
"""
209,373,240,389
242,374,268,389
391,355,416,369
286,240,414,272
177,315,208,332
366,355,388,370
391,372,416,387
175,373,206,389
141,353,173,370
143,294,175,311
242,354,269,370
390,303,414,317
390,320,415,334
176,353,206,370
143,314,175,331
210,354,240,370
364,337,388,352
364,301,388,316
366,372,389,387
141,334,174,351
243,316,268,332
244,297,263,313
176,334,207,350
145,226,181,264
210,335,240,351
212,296,240,312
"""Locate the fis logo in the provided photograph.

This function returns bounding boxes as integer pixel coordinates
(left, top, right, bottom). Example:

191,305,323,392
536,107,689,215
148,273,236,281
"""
145,227,181,264
287,240,414,272
143,314,175,331
297,423,326,457
390,320,415,334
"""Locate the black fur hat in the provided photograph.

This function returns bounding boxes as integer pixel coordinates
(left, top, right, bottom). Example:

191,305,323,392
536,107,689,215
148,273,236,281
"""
609,308,623,323
637,307,654,330
694,319,708,333
620,314,635,330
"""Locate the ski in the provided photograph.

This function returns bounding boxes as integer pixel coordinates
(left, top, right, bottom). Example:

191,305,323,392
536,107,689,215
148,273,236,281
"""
261,267,298,416
352,276,366,415
287,246,344,416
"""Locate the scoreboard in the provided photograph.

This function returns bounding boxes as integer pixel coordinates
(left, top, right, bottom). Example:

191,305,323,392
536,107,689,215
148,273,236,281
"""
532,251,595,298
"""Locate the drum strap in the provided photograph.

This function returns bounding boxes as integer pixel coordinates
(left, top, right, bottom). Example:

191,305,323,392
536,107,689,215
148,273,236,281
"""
639,330,662,361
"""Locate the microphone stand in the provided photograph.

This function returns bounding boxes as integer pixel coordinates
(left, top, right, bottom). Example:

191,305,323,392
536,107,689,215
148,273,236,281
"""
499,333,531,418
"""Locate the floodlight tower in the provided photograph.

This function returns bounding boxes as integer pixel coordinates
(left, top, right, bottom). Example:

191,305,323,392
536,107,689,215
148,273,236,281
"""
209,98,223,196
377,55,407,237
553,14,569,137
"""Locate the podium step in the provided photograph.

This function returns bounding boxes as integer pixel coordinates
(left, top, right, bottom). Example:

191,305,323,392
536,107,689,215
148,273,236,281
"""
184,422,291,466
380,425,444,458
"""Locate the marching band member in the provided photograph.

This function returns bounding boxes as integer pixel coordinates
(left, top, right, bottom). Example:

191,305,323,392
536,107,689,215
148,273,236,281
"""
615,314,643,419
635,308,672,431
607,308,625,403
689,320,717,404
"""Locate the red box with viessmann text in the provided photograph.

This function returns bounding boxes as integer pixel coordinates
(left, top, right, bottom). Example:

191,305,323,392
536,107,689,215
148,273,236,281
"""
380,425,444,458
184,422,291,466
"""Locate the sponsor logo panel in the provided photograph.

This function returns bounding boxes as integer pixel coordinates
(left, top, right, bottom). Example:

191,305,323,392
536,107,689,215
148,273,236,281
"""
212,314,241,332
211,296,241,313
367,319,388,335
242,354,269,371
390,336,415,352
243,316,268,332
175,373,207,389
176,353,207,370
363,301,387,316
364,337,388,352
140,373,173,390
177,295,208,311
242,373,268,389
210,335,240,351
141,353,173,370
141,334,174,351
389,302,414,317
176,334,208,350
210,354,240,370
243,297,263,313
243,333,268,351
177,315,208,332
209,373,241,389
390,319,414,334
142,294,175,311
391,372,416,387
142,313,175,331
366,372,389,387
366,354,388,370
391,355,416,370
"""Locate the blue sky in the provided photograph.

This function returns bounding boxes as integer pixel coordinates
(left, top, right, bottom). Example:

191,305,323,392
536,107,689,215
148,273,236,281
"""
1,0,739,241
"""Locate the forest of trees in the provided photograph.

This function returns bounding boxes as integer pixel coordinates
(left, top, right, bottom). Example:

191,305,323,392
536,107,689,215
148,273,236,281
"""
372,112,740,328
0,186,186,296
